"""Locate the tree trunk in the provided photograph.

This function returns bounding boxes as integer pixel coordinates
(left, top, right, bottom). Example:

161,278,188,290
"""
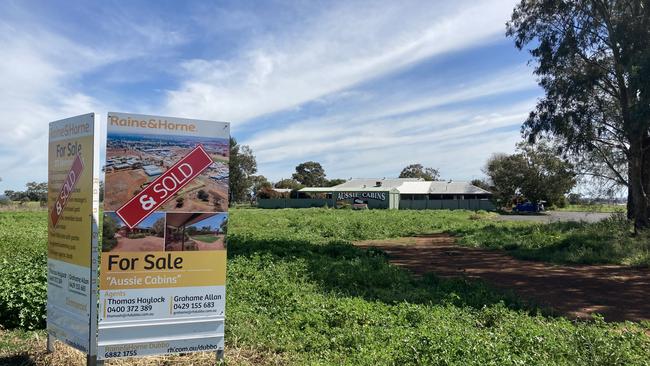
641,132,650,222
628,140,650,232
627,187,635,220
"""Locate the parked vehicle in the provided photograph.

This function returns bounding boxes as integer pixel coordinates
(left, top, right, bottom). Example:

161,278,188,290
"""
514,201,545,213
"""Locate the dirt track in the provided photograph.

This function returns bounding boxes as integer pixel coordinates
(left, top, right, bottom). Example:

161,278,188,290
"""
356,234,650,322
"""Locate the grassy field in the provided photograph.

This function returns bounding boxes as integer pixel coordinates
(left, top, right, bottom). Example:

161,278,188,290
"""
191,234,221,243
1,209,649,365
555,204,626,213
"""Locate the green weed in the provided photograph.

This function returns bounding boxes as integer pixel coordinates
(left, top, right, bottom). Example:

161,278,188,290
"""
1,209,649,365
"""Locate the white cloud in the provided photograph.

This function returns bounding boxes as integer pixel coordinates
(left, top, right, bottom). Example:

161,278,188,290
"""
243,90,538,182
0,0,533,190
164,0,519,124
0,11,186,190
0,21,104,189
245,69,536,155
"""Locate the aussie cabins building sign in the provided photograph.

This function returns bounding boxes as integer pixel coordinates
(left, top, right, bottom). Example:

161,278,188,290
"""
337,192,387,201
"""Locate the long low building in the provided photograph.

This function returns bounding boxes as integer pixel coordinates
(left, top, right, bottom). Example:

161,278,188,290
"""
258,178,495,210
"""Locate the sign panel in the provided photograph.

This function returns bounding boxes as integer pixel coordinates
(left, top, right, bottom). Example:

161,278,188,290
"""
98,112,229,359
47,113,99,355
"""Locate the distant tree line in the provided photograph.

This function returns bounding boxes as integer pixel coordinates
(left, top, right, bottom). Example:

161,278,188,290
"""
3,182,48,204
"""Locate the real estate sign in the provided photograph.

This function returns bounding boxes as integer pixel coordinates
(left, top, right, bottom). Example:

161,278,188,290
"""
47,113,100,355
98,112,229,359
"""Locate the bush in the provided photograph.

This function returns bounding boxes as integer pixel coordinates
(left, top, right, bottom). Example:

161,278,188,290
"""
257,187,281,199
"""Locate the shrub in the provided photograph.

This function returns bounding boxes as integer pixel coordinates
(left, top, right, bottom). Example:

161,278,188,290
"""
257,187,281,199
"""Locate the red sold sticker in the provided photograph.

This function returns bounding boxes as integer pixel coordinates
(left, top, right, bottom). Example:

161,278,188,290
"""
116,145,214,228
50,154,85,228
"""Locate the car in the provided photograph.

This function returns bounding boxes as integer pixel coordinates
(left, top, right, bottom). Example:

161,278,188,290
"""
514,202,539,213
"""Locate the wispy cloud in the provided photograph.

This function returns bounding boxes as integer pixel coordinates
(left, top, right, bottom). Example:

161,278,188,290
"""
0,0,536,190
164,0,518,124
245,94,536,181
0,5,186,189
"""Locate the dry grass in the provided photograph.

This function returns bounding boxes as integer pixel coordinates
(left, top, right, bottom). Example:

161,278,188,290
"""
0,202,45,212
0,330,290,366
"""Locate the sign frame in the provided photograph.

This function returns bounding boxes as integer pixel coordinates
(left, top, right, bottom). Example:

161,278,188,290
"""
46,112,228,365
46,112,101,366
97,112,229,362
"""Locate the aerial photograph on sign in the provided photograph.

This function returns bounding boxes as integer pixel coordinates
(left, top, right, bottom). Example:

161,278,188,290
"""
103,132,229,212
102,211,165,252
165,212,228,251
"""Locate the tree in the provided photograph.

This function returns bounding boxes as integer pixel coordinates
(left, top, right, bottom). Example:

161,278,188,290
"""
483,142,577,207
327,178,347,187
25,182,47,202
507,0,650,229
292,161,327,187
251,175,272,196
399,164,440,181
484,153,528,205
102,214,118,251
518,142,577,205
151,217,165,237
229,137,258,204
470,179,492,192
99,181,104,202
219,217,228,236
274,178,303,190
567,193,584,205
4,182,47,202
197,189,209,201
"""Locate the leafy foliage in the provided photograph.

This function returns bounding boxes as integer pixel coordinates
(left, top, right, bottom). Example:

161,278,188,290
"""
229,137,258,204
483,142,576,207
102,213,118,251
151,217,165,237
0,212,47,329
292,161,327,187
399,164,440,181
251,175,272,196
326,178,347,187
4,182,48,203
274,178,303,190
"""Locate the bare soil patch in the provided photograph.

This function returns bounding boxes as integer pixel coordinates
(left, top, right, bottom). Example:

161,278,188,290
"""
356,234,650,322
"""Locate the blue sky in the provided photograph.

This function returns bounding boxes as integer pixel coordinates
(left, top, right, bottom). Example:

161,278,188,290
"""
190,213,228,231
0,0,541,191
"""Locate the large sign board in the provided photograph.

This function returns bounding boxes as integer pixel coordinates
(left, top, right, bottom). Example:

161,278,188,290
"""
98,112,229,360
47,113,100,356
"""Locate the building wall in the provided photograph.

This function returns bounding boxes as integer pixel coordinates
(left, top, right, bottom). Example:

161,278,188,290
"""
258,190,394,209
257,198,331,209
399,198,495,211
